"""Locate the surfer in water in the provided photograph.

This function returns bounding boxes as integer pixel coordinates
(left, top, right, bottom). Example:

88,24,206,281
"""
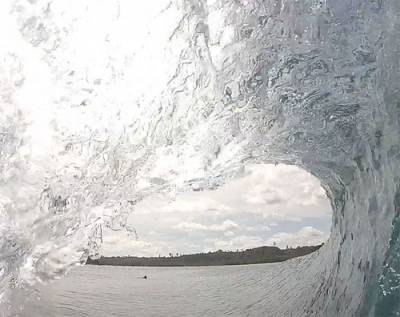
143,275,147,279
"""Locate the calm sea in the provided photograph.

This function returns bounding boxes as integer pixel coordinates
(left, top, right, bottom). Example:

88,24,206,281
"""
18,263,282,317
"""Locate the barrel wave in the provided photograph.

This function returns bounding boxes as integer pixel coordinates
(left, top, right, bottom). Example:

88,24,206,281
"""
0,0,399,316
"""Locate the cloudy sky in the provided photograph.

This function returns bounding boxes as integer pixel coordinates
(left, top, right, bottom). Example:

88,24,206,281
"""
100,164,332,257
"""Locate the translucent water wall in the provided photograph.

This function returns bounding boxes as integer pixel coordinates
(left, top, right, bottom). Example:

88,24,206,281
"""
0,0,399,316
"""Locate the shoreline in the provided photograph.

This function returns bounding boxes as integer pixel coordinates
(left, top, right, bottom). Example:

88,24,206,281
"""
86,244,322,267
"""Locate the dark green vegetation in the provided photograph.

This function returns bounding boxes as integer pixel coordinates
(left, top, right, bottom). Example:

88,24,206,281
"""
86,245,322,267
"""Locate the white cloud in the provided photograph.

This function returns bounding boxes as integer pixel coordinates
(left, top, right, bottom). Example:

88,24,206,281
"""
238,164,331,219
244,187,284,205
266,226,328,249
101,230,160,257
175,220,239,232
224,231,235,237
162,198,232,214
245,225,271,232
212,235,264,251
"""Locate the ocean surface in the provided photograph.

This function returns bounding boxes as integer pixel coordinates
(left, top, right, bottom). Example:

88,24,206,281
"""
19,264,281,317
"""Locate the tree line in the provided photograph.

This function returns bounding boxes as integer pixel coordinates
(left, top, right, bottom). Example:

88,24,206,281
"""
86,245,322,267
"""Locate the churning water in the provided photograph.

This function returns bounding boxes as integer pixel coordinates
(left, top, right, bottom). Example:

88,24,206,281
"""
1,0,400,316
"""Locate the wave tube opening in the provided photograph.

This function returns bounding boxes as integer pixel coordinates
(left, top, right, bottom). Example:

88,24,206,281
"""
102,163,332,258
1,0,400,316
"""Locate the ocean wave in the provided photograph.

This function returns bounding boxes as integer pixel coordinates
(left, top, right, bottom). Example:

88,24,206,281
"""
1,0,399,315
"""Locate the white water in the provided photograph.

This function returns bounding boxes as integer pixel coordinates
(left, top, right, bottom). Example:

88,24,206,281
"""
1,0,400,316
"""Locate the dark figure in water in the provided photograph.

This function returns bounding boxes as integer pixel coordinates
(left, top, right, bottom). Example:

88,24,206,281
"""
143,275,147,279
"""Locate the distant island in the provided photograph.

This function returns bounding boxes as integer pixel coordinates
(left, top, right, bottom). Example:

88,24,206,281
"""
86,245,322,267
